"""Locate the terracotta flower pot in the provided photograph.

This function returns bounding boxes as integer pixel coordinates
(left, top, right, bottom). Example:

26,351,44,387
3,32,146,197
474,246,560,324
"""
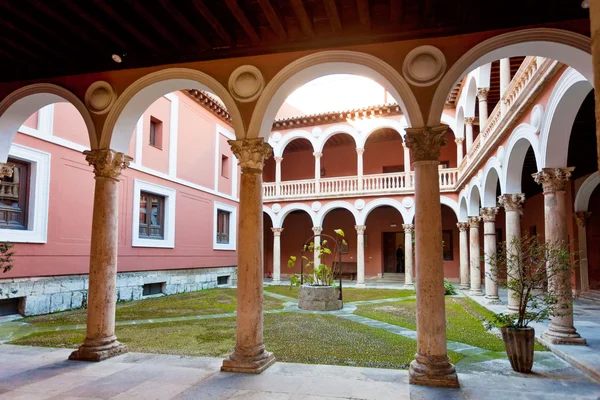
500,327,535,373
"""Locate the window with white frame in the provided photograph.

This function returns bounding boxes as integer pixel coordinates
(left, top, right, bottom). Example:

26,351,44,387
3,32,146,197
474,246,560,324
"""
132,180,176,248
0,144,50,243
213,201,236,250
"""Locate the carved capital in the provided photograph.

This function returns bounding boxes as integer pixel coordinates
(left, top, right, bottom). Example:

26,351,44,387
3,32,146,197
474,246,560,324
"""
313,152,323,159
464,116,475,126
532,167,574,193
271,227,284,236
355,225,366,234
498,193,525,214
468,216,481,228
84,149,132,180
455,137,464,145
356,147,365,155
228,138,272,174
404,125,448,162
0,162,14,179
402,224,414,233
573,212,592,228
480,207,499,222
312,226,323,235
477,87,490,101
456,222,469,232
274,156,283,163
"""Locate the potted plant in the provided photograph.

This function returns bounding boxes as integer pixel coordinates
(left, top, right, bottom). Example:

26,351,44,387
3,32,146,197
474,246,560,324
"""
287,229,346,311
485,235,573,373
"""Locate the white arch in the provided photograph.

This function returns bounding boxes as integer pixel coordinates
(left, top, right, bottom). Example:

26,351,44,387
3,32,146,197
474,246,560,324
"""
455,107,465,138
441,112,456,137
357,198,409,225
429,28,592,126
407,196,459,223
103,68,243,152
476,63,492,88
540,67,592,168
503,123,541,194
575,173,600,212
464,76,478,118
0,84,97,161
468,184,482,216
249,51,423,141
275,203,318,229
316,124,358,153
271,129,316,157
481,157,503,207
459,196,469,222
263,206,276,227
316,200,359,227
357,118,405,148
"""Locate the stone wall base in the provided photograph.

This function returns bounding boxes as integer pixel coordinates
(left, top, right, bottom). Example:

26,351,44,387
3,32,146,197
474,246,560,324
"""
0,266,237,316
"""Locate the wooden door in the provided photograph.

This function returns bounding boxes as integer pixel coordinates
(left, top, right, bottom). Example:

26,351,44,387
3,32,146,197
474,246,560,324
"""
382,232,397,273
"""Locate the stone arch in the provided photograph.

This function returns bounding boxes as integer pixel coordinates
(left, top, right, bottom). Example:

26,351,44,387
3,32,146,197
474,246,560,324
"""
464,75,478,117
429,28,592,126
574,173,600,212
441,113,457,138
482,158,503,207
503,123,541,194
540,67,593,168
476,63,492,88
455,106,465,138
263,206,276,227
271,129,316,158
316,125,359,153
249,50,423,141
459,196,469,222
0,83,97,161
275,203,318,229
468,184,482,216
357,198,409,225
102,68,243,152
357,119,405,149
316,200,359,227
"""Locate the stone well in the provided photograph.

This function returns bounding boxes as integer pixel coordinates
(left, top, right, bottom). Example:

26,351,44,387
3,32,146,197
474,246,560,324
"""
298,285,343,311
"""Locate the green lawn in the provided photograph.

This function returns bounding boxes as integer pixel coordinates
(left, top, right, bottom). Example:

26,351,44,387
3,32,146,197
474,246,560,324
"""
10,312,464,369
354,297,546,352
265,286,414,302
22,288,285,328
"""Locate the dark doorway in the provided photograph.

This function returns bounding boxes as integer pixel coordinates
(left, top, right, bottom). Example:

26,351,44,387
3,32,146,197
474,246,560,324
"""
382,232,405,273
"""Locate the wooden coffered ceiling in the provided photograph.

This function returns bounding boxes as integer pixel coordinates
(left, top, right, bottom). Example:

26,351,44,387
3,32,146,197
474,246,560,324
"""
0,0,589,82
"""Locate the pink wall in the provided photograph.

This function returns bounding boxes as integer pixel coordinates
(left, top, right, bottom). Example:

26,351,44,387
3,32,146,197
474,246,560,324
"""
364,140,404,174
321,141,358,178
281,148,315,181
141,97,170,174
22,112,38,129
53,102,89,147
218,133,233,195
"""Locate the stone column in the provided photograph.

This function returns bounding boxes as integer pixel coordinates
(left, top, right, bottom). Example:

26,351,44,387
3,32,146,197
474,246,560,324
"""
312,226,323,267
455,138,464,165
498,193,525,312
403,141,411,172
314,152,322,194
70,149,131,362
405,126,459,388
271,228,283,284
468,216,483,296
0,163,14,179
590,0,600,172
403,224,414,288
222,138,276,373
477,88,490,128
357,147,365,191
274,156,283,197
533,168,586,345
574,212,592,293
500,58,511,115
464,117,474,152
481,207,501,304
456,222,470,290
355,225,366,288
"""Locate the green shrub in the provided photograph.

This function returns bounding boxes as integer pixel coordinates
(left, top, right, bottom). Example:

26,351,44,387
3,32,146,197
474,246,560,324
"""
444,280,457,296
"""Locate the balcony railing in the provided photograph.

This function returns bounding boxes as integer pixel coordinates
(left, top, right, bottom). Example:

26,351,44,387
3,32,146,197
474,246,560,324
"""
264,169,458,201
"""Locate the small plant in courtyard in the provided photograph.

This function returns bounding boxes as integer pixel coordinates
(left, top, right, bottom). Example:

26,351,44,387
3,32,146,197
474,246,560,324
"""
444,280,457,296
0,241,14,274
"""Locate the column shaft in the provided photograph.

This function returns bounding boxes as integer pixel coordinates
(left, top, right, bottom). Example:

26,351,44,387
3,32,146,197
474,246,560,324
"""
477,88,490,128
465,118,474,152
272,228,283,284
499,194,525,312
403,143,411,173
481,207,500,304
357,148,364,191
312,227,322,267
574,212,591,293
274,157,282,197
403,224,414,288
469,216,483,296
314,152,322,194
355,225,366,288
590,0,600,172
455,138,464,165
500,58,511,114
457,222,469,290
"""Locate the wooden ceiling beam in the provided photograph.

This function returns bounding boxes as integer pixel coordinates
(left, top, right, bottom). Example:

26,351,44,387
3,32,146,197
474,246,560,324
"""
0,37,45,62
390,0,403,23
1,19,72,60
31,0,97,46
224,0,261,44
191,0,234,46
356,0,371,29
257,0,287,40
158,0,211,48
62,1,128,49
323,0,342,32
290,0,314,38
127,0,181,48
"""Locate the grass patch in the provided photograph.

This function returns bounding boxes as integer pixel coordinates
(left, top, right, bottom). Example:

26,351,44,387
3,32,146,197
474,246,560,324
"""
265,286,414,302
22,288,284,328
10,312,463,369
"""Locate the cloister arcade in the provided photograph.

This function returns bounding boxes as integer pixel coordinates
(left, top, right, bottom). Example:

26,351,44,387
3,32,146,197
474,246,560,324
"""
0,25,597,389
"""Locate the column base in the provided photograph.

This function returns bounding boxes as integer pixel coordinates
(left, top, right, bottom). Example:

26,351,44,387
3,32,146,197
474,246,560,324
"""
507,304,520,313
459,284,470,290
403,283,415,289
69,336,127,362
485,296,502,305
355,283,366,289
409,354,459,388
469,289,484,296
271,279,281,286
541,324,587,346
221,345,276,374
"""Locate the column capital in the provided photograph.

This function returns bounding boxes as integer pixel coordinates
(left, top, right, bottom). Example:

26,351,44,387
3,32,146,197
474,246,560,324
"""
83,149,132,180
355,225,366,234
271,227,284,236
468,216,481,227
498,193,525,213
356,147,365,155
404,125,448,162
313,152,323,159
480,207,499,222
228,138,272,174
402,224,414,233
456,222,469,232
532,167,574,193
454,137,464,145
464,116,475,126
0,162,14,179
573,211,592,228
274,156,283,163
477,87,490,101
312,226,323,235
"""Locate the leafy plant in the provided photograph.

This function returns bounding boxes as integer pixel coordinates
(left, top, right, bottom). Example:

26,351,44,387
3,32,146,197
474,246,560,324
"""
484,235,574,329
288,229,346,287
444,280,457,296
0,242,14,273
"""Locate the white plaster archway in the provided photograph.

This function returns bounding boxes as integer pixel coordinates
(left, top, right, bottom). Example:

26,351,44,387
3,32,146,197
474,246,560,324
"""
357,119,405,148
459,196,469,222
540,67,593,168
503,123,541,194
481,158,503,207
103,68,243,152
357,198,409,225
271,129,316,158
275,203,318,229
316,200,359,227
0,84,97,161
455,107,465,138
249,51,423,141
468,184,482,216
429,28,592,126
263,206,276,227
476,63,492,88
464,76,478,118
575,173,600,212
316,125,358,153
